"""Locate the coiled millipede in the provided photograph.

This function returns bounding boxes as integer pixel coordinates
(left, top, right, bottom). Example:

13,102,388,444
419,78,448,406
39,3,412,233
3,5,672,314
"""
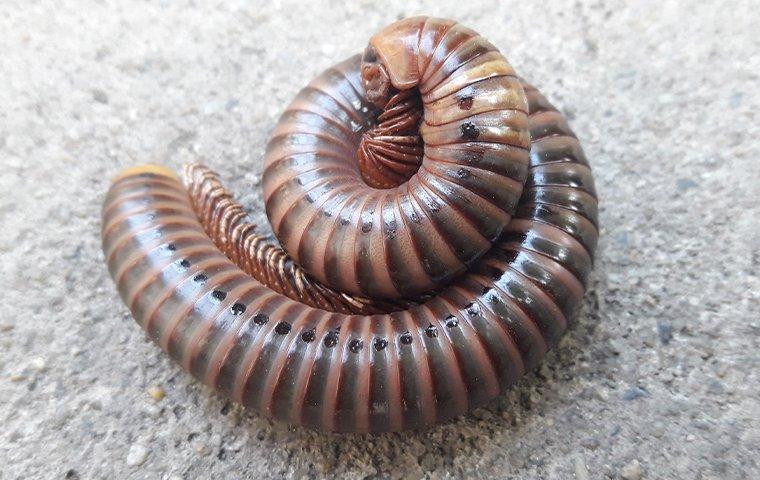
101,17,598,433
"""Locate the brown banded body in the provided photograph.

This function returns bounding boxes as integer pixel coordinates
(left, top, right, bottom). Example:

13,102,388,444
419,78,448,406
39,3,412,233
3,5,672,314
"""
263,17,531,300
101,16,598,433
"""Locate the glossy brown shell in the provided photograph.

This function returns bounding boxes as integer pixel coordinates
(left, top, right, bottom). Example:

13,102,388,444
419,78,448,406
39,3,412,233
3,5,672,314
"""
101,17,598,433
263,18,530,299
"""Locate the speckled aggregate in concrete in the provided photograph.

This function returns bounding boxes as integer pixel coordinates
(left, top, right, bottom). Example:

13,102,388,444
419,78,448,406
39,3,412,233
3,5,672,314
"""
1,1,758,479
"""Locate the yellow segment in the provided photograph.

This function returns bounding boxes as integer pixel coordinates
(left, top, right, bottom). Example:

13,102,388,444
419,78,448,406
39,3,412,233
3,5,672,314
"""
112,164,179,183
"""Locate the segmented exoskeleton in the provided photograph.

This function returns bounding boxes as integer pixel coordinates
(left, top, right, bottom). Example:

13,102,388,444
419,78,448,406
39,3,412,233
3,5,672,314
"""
101,17,598,433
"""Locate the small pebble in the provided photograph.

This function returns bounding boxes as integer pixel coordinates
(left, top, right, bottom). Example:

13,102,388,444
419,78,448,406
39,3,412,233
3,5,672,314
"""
698,345,715,360
715,362,730,378
32,357,46,370
622,387,650,401
691,419,710,430
146,386,166,401
620,459,643,480
574,457,591,480
92,89,109,104
707,379,725,395
729,91,743,108
141,404,161,419
194,441,208,455
580,436,600,450
126,444,149,466
581,386,609,401
657,321,673,345
9,374,25,382
675,178,697,191
202,99,225,115
472,408,494,421
419,451,441,471
651,422,666,438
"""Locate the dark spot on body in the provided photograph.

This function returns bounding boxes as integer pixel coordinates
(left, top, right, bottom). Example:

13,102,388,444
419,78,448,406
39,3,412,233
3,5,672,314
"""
384,220,397,238
457,168,470,178
458,96,474,110
466,303,479,315
348,339,364,353
166,243,176,251
324,331,339,348
231,303,246,315
193,273,208,284
340,217,350,226
361,221,372,233
275,322,291,335
178,259,190,269
211,290,226,301
374,338,388,351
253,313,269,325
400,331,413,345
301,328,316,342
446,315,459,328
323,210,332,217
461,122,480,140
425,324,438,338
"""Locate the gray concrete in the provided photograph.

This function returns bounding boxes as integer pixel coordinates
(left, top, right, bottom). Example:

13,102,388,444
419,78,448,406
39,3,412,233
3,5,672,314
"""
1,0,758,478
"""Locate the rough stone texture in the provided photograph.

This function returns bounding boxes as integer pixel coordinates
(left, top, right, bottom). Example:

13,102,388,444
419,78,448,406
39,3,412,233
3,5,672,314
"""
1,1,758,479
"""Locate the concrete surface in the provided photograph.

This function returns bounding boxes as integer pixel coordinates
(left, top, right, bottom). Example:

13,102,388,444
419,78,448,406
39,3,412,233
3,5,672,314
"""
1,0,758,478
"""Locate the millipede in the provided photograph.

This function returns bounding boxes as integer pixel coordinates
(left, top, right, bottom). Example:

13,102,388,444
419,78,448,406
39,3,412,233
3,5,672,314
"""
101,16,598,433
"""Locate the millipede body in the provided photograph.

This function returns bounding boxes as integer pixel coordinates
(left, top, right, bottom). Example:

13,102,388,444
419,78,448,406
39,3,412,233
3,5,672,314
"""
101,16,598,433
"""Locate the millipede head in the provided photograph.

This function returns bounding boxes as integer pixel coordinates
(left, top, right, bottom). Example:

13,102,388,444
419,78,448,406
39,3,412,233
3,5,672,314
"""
361,45,392,107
